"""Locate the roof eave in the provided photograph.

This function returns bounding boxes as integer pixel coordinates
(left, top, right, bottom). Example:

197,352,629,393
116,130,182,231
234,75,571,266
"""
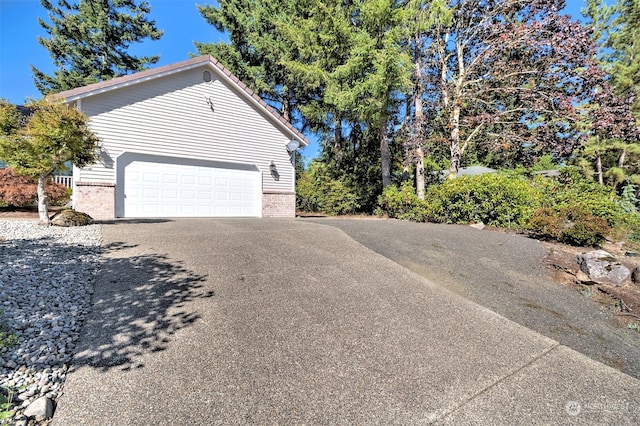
56,55,309,147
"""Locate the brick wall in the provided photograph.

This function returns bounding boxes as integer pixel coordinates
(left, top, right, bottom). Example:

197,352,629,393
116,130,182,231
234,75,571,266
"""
74,181,115,220
262,191,296,218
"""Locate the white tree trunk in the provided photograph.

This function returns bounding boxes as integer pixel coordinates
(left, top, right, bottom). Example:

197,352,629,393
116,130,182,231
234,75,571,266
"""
416,146,425,199
380,119,392,188
596,151,604,185
618,148,627,168
449,103,461,178
37,175,50,226
414,54,425,199
448,37,465,179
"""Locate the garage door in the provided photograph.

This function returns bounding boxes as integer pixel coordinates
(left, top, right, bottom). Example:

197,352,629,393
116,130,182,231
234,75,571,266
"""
123,159,261,217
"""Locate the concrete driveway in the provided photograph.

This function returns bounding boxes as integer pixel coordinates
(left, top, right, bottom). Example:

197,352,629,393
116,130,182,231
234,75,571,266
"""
54,219,640,424
301,218,640,380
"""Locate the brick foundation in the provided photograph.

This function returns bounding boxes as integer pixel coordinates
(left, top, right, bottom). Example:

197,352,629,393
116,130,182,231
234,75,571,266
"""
74,181,115,220
262,191,295,218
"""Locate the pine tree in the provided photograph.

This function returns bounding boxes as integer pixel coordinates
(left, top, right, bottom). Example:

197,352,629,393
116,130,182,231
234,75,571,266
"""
585,0,640,109
582,0,640,190
32,0,163,94
197,0,411,191
196,0,306,123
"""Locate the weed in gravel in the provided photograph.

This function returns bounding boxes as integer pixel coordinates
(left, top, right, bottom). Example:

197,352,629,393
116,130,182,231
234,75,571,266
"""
0,387,15,421
580,285,596,299
609,299,627,313
0,311,18,349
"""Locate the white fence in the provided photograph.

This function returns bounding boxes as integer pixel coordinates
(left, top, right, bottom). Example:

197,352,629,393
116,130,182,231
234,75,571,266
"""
54,175,73,188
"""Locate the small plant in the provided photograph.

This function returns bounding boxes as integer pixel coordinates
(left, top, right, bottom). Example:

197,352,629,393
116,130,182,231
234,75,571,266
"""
0,387,16,421
580,285,596,299
609,299,627,313
0,317,18,349
628,323,640,332
376,182,428,221
296,162,360,215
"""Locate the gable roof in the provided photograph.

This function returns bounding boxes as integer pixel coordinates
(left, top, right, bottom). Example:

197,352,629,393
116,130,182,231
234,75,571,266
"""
55,55,309,147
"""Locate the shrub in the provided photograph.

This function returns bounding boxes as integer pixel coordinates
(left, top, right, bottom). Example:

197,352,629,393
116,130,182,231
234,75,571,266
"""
423,173,543,228
321,179,360,215
296,163,360,215
376,182,429,221
540,167,623,226
528,205,611,247
0,168,68,207
296,170,320,212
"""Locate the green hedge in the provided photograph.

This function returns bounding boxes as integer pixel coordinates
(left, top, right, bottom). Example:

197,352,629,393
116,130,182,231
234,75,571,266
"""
377,168,640,247
424,173,543,228
379,173,542,228
376,182,429,221
296,163,360,215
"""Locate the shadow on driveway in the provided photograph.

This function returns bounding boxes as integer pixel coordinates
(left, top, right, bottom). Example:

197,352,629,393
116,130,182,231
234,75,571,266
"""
72,241,214,372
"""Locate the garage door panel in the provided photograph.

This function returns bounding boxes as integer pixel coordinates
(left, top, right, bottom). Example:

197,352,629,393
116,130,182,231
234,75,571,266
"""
198,176,212,185
123,159,260,217
163,174,179,184
181,190,196,200
143,172,160,183
198,192,212,201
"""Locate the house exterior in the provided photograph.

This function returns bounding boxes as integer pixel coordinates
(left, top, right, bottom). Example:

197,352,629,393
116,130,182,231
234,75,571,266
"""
56,55,308,220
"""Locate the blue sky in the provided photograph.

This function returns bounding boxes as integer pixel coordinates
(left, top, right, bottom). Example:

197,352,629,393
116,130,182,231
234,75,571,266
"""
0,0,588,159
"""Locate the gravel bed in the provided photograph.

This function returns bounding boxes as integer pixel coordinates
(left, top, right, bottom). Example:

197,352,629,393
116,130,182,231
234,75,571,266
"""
0,220,101,425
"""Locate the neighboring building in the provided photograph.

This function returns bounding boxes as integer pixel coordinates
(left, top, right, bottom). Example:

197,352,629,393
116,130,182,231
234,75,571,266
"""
437,166,496,179
56,55,308,220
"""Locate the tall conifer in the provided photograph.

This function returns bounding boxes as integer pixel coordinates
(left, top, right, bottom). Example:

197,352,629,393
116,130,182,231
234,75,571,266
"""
32,0,163,94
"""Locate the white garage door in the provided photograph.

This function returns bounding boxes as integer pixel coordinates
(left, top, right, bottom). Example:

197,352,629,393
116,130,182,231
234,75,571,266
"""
123,160,261,217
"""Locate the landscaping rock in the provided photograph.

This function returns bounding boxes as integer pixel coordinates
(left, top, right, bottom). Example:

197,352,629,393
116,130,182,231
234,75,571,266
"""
0,220,101,424
23,396,54,421
469,222,485,230
50,209,94,227
577,250,631,286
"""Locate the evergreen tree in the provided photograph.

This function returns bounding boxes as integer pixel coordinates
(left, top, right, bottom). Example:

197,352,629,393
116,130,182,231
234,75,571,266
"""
32,0,163,94
198,0,411,192
196,0,307,124
582,0,640,191
586,0,640,112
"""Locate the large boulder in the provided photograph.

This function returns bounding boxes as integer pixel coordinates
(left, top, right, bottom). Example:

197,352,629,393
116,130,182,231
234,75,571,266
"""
576,250,631,286
50,209,94,227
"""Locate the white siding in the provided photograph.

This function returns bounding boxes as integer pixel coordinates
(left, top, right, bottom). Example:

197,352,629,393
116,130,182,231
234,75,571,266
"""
78,66,294,192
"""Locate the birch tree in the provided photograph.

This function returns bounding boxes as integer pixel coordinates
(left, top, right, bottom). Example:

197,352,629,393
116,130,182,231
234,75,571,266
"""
424,0,598,177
